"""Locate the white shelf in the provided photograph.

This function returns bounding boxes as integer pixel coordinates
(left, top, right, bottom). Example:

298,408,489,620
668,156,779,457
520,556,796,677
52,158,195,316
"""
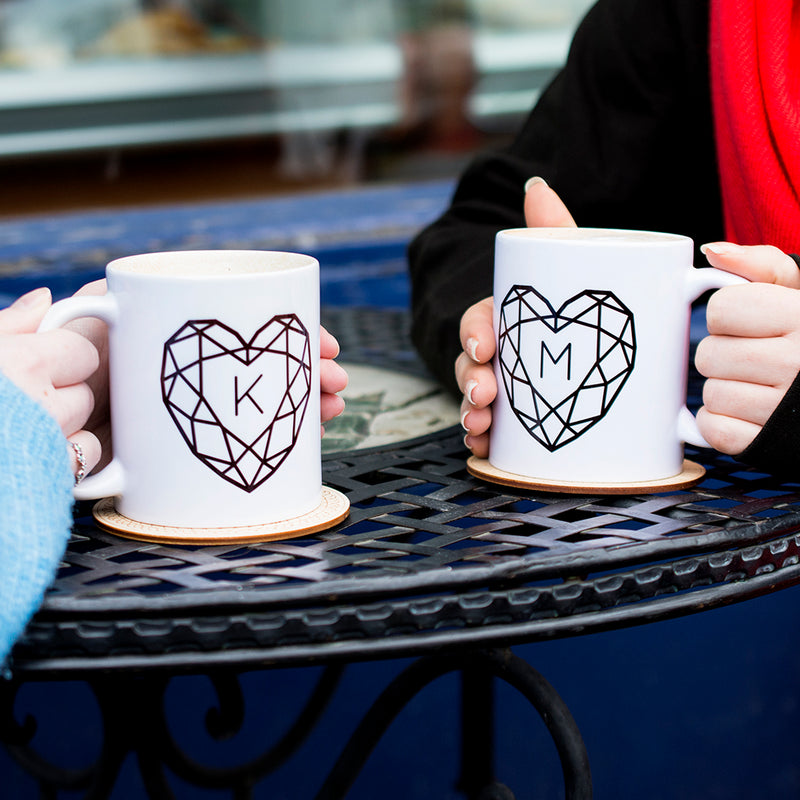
472,28,572,71
0,30,573,157
0,43,404,108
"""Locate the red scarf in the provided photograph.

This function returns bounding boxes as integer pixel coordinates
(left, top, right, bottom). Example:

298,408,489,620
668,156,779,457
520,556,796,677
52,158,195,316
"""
710,0,800,252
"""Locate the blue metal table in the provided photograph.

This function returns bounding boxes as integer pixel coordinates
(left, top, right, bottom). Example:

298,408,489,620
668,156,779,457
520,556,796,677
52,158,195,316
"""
2,183,800,799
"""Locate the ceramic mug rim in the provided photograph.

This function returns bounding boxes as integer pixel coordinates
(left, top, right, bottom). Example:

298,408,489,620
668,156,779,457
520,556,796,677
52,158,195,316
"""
498,227,690,246
107,249,318,279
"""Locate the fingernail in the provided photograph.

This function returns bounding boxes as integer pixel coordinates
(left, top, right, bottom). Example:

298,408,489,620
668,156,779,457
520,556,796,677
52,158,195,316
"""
463,434,473,452
14,287,51,308
700,242,739,256
465,379,478,405
524,176,548,193
466,336,479,362
460,408,470,432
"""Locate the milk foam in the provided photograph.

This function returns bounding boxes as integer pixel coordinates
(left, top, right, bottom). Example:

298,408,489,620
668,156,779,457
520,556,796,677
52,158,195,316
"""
109,250,314,277
502,228,684,245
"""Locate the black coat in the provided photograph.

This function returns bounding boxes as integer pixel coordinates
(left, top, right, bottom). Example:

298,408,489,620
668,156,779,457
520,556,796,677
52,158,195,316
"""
408,0,721,396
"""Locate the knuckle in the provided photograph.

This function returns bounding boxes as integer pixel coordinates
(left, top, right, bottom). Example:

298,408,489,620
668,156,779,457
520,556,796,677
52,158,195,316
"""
781,337,800,369
762,338,800,384
764,245,786,279
21,337,45,367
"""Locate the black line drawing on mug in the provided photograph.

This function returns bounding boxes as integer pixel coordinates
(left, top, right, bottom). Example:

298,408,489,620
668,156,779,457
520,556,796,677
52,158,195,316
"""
498,286,636,451
161,316,311,492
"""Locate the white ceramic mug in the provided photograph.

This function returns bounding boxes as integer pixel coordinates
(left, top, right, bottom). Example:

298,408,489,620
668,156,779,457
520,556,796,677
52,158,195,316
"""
490,228,744,485
40,250,321,528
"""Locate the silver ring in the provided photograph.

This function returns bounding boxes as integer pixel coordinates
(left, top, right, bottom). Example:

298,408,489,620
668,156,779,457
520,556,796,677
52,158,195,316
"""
71,441,86,485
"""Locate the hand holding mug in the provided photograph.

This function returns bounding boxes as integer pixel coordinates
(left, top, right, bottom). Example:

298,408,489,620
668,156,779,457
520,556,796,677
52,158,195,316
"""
458,177,576,457
696,242,800,454
320,325,348,433
0,287,102,481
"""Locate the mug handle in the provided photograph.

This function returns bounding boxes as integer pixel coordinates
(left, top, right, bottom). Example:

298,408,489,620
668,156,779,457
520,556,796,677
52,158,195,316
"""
38,294,124,500
679,267,749,447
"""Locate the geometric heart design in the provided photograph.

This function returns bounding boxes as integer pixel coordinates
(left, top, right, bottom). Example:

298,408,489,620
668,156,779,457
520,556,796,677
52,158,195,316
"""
161,316,311,492
498,286,636,451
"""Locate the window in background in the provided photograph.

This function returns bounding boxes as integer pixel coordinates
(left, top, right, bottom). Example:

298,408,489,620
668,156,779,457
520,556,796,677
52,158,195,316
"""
0,0,594,213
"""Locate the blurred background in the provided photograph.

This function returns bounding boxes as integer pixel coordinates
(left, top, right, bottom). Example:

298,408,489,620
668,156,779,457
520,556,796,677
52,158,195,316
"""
0,0,595,216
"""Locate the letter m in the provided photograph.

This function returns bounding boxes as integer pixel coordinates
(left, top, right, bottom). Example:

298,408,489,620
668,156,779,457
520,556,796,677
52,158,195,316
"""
540,342,572,380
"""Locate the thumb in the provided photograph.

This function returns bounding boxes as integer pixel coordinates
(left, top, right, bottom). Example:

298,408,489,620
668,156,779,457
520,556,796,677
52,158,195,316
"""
524,177,577,229
0,287,52,334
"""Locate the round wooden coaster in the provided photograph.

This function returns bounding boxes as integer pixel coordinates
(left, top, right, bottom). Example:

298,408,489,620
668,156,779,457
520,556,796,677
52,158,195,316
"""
92,487,350,545
466,456,706,495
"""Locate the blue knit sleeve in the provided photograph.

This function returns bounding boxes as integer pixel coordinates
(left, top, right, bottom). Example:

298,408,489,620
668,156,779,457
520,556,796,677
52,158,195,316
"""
0,372,73,668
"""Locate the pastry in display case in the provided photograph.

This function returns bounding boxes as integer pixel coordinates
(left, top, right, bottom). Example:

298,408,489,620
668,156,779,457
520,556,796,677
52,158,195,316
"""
0,0,261,67
83,7,258,57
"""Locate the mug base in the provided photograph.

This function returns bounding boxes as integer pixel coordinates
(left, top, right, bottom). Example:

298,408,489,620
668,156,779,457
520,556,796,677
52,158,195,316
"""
466,457,705,495
92,486,350,544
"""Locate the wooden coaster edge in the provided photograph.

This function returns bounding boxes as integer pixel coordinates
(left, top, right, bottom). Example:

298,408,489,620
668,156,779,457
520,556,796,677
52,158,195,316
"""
92,487,350,544
466,457,706,495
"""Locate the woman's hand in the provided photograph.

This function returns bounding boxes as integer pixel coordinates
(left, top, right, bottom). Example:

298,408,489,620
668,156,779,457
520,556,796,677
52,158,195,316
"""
458,177,576,456
320,325,347,435
696,242,800,454
65,279,111,468
0,288,102,480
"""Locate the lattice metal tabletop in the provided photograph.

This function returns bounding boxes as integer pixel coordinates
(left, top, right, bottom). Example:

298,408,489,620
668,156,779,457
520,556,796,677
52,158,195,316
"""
12,309,800,677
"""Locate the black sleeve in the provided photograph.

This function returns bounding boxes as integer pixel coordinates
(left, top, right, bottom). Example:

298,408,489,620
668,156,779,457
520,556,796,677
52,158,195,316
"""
735,253,800,477
408,0,722,396
738,371,800,478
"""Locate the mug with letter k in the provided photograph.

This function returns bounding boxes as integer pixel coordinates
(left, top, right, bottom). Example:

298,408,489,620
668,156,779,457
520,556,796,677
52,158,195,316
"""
40,250,349,542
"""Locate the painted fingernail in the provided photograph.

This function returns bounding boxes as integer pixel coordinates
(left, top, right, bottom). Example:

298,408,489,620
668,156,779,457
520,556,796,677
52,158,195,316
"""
524,176,548,193
14,287,51,308
463,434,473,452
700,242,739,256
461,408,470,432
465,379,478,405
466,336,479,362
